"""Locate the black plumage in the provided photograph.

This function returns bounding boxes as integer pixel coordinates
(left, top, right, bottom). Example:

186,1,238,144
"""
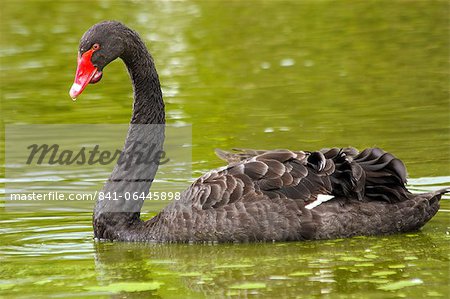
69,21,448,243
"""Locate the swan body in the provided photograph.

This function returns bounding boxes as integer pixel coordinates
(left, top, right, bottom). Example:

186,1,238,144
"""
69,21,447,243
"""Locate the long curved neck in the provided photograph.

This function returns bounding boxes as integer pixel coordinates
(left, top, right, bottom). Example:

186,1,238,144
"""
93,31,165,240
122,36,165,125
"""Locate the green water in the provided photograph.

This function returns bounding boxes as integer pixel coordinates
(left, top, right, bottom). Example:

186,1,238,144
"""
1,1,449,298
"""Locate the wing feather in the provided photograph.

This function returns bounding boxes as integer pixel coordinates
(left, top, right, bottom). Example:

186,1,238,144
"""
188,147,411,211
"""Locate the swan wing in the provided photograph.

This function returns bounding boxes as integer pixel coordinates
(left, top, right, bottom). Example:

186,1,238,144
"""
185,147,410,210
187,149,337,210
215,148,304,163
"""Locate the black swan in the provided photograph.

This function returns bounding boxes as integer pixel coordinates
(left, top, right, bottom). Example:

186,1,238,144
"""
69,21,447,242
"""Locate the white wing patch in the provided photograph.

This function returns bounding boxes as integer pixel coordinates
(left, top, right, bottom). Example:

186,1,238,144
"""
305,194,335,210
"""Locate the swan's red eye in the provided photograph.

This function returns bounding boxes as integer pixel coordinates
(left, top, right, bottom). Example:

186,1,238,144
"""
92,43,100,51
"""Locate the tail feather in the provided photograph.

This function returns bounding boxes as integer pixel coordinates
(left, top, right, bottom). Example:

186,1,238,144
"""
431,187,450,200
435,187,450,195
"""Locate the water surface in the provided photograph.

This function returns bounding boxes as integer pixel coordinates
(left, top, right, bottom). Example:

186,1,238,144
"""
1,1,449,298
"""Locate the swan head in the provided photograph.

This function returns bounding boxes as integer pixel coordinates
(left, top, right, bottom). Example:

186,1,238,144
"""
69,21,128,99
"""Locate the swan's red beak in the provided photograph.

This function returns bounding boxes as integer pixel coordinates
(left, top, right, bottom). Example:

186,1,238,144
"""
69,49,103,100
